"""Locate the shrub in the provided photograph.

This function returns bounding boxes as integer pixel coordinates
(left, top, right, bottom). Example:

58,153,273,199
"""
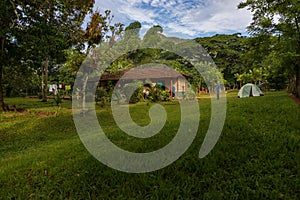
123,81,144,103
184,90,196,100
147,85,170,102
95,87,109,107
54,92,62,106
112,89,122,104
160,90,170,101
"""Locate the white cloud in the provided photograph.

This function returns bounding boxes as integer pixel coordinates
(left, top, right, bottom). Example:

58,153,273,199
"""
118,6,156,23
93,0,253,38
166,22,198,36
166,0,252,36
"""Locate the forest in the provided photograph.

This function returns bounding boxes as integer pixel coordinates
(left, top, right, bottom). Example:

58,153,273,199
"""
0,0,299,111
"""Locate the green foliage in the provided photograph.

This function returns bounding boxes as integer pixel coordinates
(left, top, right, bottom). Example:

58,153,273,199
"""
58,49,86,86
160,90,171,101
125,21,142,35
148,85,172,102
112,89,122,103
142,25,164,47
123,80,144,103
195,34,248,88
184,90,196,100
53,92,62,107
238,0,300,96
95,87,109,107
0,0,96,108
84,10,123,52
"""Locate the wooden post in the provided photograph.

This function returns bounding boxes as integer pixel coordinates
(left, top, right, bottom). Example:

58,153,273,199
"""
170,79,173,100
185,81,188,96
176,78,179,98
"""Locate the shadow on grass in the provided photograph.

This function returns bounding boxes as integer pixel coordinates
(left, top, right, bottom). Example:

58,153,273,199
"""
4,97,72,110
0,92,299,199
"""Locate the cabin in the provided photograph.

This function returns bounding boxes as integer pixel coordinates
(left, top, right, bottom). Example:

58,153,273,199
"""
88,67,191,99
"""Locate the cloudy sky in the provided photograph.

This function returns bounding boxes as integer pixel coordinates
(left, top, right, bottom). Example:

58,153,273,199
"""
93,0,253,38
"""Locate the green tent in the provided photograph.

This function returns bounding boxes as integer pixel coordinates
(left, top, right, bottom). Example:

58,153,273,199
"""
238,83,264,98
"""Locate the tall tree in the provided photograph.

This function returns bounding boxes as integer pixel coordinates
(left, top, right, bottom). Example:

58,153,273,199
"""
238,0,300,97
0,0,19,111
18,0,95,102
0,0,95,111
60,10,123,112
195,34,248,88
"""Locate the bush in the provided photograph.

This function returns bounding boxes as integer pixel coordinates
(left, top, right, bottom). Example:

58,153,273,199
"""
145,85,170,102
184,90,196,100
96,87,110,107
123,81,144,103
112,89,122,103
95,88,107,102
160,90,170,101
53,92,62,106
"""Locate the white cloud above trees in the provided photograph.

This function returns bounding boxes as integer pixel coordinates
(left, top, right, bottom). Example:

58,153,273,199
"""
94,0,253,38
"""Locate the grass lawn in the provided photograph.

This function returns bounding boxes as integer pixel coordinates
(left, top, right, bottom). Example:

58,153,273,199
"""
0,91,299,199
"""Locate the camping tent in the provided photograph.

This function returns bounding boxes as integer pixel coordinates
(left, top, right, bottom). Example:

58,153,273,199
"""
238,83,264,98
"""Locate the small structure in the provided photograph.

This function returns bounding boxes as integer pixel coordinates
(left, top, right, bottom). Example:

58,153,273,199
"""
238,83,264,98
88,67,191,99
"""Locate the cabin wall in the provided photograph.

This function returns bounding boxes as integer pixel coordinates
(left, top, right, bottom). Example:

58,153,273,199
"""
98,77,189,100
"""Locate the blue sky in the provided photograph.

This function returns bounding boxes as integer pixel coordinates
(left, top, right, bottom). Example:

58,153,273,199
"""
93,0,253,38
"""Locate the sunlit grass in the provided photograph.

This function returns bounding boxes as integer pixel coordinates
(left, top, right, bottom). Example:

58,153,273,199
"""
0,91,299,199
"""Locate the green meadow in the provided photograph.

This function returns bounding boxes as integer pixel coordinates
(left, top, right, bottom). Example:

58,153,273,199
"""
0,91,299,199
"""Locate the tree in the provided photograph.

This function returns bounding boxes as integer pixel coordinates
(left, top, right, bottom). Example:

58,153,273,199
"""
238,0,300,97
142,25,163,48
60,10,124,112
0,0,95,110
58,48,86,87
195,34,248,88
18,0,95,102
3,61,40,97
0,0,20,111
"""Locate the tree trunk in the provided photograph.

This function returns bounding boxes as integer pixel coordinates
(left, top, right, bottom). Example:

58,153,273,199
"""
0,35,5,112
295,41,300,98
79,46,93,113
296,64,300,98
81,73,89,113
42,54,49,102
293,17,300,98
0,64,4,112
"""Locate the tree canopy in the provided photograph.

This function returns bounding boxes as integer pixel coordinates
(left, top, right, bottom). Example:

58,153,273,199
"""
0,0,95,110
238,0,300,97
1,0,299,112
